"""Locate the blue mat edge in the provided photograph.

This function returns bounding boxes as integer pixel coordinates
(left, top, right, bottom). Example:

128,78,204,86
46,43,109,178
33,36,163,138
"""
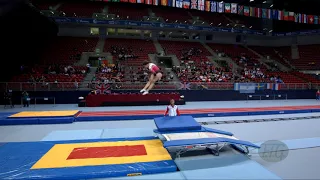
75,108,319,121
1,108,319,125
0,136,176,180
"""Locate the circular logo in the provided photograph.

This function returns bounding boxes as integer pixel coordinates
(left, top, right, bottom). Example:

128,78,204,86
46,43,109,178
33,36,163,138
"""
258,140,289,162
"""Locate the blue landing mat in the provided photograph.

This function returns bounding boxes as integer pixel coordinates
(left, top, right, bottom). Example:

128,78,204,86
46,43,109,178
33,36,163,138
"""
154,116,201,132
41,128,156,141
42,129,104,141
0,117,74,125
95,172,186,180
0,137,177,180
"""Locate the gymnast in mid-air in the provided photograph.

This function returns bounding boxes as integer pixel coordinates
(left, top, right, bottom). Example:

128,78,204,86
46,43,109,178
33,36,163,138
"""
140,61,162,95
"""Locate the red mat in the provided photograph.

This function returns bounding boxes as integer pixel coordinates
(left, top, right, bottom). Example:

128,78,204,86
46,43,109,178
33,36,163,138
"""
78,105,320,117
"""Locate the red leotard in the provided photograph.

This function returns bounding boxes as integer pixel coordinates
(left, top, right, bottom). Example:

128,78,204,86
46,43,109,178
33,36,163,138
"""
148,63,160,74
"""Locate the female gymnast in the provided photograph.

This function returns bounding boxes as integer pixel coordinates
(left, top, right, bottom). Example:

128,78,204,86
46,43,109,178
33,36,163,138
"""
140,61,162,95
164,99,180,116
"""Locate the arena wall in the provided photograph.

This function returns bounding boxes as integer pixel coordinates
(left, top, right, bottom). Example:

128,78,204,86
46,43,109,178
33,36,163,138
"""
1,90,316,105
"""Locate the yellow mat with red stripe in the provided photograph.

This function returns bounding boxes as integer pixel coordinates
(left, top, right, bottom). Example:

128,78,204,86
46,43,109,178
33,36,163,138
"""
9,110,79,118
32,139,171,169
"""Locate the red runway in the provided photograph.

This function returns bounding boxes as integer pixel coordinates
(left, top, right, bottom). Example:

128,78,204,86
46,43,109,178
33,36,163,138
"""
78,105,320,117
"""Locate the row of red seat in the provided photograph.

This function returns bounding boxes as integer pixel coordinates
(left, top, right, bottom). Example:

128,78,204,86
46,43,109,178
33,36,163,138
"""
9,35,319,85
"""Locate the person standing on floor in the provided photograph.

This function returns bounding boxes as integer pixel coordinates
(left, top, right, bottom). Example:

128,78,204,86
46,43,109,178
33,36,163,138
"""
164,99,180,116
22,91,30,107
316,89,320,100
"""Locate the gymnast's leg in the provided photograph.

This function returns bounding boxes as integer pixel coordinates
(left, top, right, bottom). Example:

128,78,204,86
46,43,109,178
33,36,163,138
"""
140,74,154,93
143,73,162,95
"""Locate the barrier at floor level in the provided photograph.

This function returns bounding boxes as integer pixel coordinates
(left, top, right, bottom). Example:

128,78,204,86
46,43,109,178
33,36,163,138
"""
1,106,320,125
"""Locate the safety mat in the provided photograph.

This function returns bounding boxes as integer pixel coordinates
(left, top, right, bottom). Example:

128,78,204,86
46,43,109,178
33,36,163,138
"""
0,137,176,179
9,110,79,118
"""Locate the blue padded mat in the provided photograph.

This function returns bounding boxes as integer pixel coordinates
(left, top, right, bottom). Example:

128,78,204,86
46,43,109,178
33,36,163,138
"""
0,137,177,180
0,118,39,125
0,117,74,126
101,128,155,139
164,138,260,149
154,127,233,136
154,116,201,132
41,128,156,141
94,172,186,180
41,129,104,141
38,117,74,124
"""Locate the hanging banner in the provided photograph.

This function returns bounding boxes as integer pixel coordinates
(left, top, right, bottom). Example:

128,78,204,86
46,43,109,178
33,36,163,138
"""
231,3,237,14
197,0,204,11
211,1,217,12
191,0,197,9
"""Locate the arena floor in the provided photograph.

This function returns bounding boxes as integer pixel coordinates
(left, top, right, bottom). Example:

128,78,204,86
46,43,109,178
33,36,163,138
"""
1,99,320,179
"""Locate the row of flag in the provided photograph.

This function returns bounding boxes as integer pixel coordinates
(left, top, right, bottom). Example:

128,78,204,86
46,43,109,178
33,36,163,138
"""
234,83,281,93
103,0,320,25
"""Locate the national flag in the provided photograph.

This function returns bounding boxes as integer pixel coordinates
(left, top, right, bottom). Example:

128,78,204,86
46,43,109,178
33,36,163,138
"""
267,9,272,19
112,0,120,2
176,0,182,8
302,14,307,23
211,1,217,12
137,0,144,3
120,0,128,2
314,16,318,24
95,84,111,94
283,11,288,21
145,0,152,4
267,83,273,90
262,8,267,18
205,1,210,12
129,0,136,3
244,6,249,16
231,3,237,13
288,12,294,21
274,84,280,90
218,1,224,13
298,14,302,23
179,82,191,90
191,0,197,9
153,0,159,5
161,0,168,6
278,10,283,20
169,0,176,7
272,9,278,20
224,3,231,13
294,13,299,23
255,83,265,90
308,15,314,24
198,0,204,11
183,0,190,9
250,7,255,17
240,83,256,94
238,5,244,15
255,8,261,18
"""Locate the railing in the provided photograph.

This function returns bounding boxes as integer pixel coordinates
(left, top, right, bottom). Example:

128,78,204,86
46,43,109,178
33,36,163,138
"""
1,82,317,91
